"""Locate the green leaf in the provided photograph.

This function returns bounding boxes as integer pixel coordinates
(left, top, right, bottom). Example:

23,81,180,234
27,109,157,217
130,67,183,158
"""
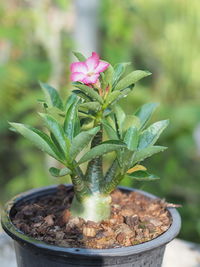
105,86,133,107
78,111,94,119
122,115,141,131
104,65,114,86
114,70,151,91
64,100,80,140
50,132,65,158
102,120,119,140
100,72,107,90
70,127,100,159
44,106,65,125
126,170,159,181
80,117,94,130
117,148,134,171
45,106,65,118
80,102,101,112
78,142,126,164
132,146,167,165
72,90,93,101
134,103,159,130
112,62,131,87
39,113,68,155
101,140,126,145
49,167,72,177
114,87,133,104
124,126,138,151
114,105,126,138
72,51,86,61
103,107,112,117
64,93,79,112
138,120,169,149
9,122,62,161
105,90,121,106
39,82,63,110
73,83,103,104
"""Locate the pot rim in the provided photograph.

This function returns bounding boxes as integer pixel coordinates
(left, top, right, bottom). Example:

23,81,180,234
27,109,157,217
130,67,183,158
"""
1,184,181,257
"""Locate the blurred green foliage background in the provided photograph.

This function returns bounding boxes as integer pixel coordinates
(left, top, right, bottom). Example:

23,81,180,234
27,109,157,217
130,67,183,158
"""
0,0,200,243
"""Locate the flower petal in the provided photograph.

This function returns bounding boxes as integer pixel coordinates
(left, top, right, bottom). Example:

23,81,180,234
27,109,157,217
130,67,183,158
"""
95,61,110,73
70,72,86,82
83,74,100,84
85,52,100,72
70,62,88,74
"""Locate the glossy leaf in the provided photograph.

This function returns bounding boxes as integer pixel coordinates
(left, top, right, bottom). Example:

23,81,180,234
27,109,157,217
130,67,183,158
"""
103,107,113,117
64,100,80,140
72,90,92,101
72,51,86,61
80,117,94,130
45,106,65,118
122,115,141,131
101,140,126,145
117,148,134,171
39,82,63,110
49,166,72,177
114,105,126,137
114,70,151,91
100,72,107,90
39,113,68,155
138,120,169,149
102,120,119,140
102,140,127,169
105,90,121,106
44,106,65,125
112,62,131,87
64,93,79,112
104,65,114,86
113,87,133,105
132,146,167,165
134,103,159,129
105,86,133,107
80,102,101,112
124,126,138,151
50,132,65,158
78,111,94,119
126,170,159,180
78,142,126,164
70,127,100,159
73,83,103,104
9,122,62,161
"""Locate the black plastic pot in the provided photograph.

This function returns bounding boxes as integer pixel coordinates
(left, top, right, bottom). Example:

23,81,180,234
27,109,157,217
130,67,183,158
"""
1,185,181,267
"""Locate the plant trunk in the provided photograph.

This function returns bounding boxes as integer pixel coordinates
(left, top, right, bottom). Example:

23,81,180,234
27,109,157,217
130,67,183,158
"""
85,127,103,193
70,193,111,222
70,127,112,222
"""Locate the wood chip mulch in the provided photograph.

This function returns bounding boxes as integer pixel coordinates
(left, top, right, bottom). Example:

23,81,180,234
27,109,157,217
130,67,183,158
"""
11,185,173,249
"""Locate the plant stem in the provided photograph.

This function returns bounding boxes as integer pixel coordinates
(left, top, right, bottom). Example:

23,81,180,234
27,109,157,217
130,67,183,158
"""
85,126,103,193
102,158,119,184
102,173,125,195
70,106,118,221
70,174,89,202
70,163,90,202
70,192,111,222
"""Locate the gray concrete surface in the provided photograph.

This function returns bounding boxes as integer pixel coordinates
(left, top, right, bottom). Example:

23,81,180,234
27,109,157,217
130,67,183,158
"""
163,238,200,267
0,233,200,267
0,234,17,267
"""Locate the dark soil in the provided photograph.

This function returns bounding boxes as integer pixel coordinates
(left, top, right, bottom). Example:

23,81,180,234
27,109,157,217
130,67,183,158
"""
11,185,173,249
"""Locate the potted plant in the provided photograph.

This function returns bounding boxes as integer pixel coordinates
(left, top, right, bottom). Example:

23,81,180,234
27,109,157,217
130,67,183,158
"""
1,52,181,267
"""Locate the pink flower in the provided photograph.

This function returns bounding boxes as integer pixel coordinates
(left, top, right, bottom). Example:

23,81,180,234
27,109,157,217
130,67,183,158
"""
70,52,109,85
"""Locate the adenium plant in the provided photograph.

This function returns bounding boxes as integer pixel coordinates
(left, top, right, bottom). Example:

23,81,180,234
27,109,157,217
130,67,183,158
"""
10,52,169,222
